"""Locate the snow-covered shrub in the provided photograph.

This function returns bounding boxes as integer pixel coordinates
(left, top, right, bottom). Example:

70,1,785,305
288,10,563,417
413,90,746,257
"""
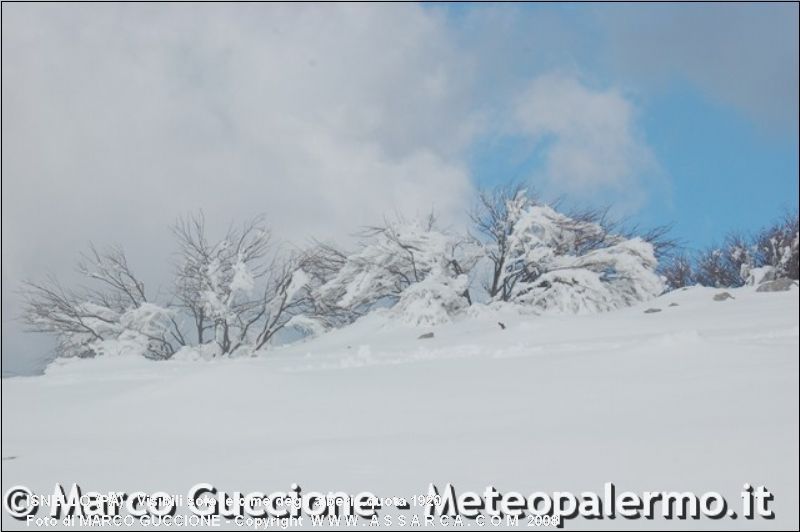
754,210,799,280
744,265,777,286
471,186,664,313
392,273,471,326
694,248,738,288
663,211,798,290
304,215,481,326
500,205,663,313
659,253,696,290
22,284,175,360
22,214,309,360
655,211,799,291
21,244,178,360
471,185,672,306
171,342,223,362
695,233,755,288
117,303,176,359
289,242,361,333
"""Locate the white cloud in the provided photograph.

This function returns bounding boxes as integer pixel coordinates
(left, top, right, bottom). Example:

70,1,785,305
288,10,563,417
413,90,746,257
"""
597,3,799,134
513,73,658,210
1,3,478,373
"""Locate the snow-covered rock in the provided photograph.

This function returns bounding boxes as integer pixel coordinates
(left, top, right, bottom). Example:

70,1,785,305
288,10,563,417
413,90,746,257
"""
756,278,797,292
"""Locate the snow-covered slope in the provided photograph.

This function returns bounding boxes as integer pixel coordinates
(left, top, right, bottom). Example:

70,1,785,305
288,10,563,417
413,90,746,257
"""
2,286,798,529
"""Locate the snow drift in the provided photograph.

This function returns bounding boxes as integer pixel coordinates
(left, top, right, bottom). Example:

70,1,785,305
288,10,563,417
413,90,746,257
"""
2,285,797,529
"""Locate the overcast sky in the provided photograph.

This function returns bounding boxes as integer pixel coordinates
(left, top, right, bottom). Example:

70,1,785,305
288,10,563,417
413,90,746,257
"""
2,3,798,375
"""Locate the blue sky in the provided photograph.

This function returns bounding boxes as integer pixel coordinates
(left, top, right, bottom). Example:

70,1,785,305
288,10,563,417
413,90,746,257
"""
640,83,799,250
470,79,799,251
440,2,799,250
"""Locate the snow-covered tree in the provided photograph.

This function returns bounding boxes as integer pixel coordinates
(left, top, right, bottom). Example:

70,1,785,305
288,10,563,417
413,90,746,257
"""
171,213,308,355
303,215,481,327
293,242,363,331
471,185,673,303
470,184,531,300
92,303,177,359
22,214,309,360
493,203,663,313
22,247,176,360
471,186,666,312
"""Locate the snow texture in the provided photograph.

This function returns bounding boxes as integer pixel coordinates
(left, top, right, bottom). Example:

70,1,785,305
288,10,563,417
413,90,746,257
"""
2,285,797,529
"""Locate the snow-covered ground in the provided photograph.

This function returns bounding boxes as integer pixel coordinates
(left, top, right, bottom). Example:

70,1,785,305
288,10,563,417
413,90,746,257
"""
2,286,798,530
